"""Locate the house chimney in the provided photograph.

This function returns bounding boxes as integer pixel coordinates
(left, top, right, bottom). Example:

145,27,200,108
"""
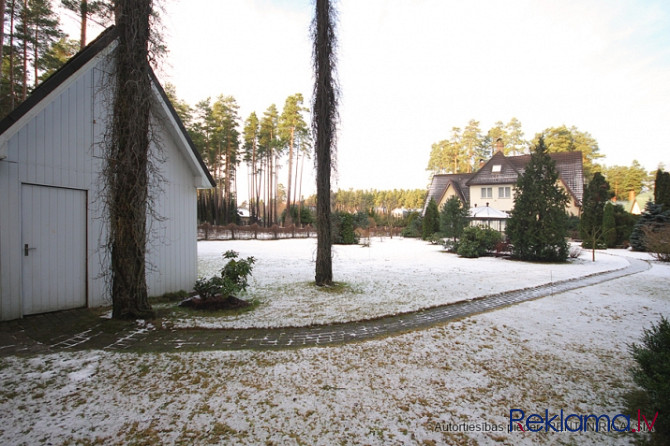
495,138,504,154
479,158,485,168
629,190,636,203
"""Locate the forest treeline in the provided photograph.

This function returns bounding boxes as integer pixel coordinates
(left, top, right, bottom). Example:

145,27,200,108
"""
3,4,658,224
0,0,111,118
428,118,656,200
330,188,425,214
166,87,313,226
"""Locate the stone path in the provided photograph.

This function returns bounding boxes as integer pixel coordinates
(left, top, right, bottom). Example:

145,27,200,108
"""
0,257,650,355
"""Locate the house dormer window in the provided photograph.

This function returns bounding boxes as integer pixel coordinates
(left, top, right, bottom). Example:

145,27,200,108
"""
492,164,501,173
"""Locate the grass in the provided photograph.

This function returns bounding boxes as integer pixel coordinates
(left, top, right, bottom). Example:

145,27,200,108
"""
310,281,359,294
153,297,261,322
148,290,190,304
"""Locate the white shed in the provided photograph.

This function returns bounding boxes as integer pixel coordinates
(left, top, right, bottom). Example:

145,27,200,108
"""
0,28,215,320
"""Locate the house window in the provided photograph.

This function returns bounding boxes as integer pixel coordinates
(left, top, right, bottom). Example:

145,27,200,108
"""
481,187,492,199
492,164,501,173
498,186,511,198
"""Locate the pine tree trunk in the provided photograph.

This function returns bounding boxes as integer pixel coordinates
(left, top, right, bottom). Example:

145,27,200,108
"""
80,0,88,49
109,0,154,319
224,141,231,223
298,146,305,227
21,0,27,101
33,27,38,87
9,0,15,109
273,152,278,226
0,0,6,89
313,0,338,286
285,127,294,225
293,141,300,215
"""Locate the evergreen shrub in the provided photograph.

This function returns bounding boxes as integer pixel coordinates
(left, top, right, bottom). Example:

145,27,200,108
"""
456,226,502,258
629,317,670,443
332,211,358,244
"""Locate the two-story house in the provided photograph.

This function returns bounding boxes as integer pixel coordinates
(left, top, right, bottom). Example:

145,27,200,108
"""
423,142,584,230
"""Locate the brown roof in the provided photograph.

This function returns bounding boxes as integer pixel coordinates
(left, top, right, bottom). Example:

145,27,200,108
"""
423,173,472,213
467,151,520,186
506,151,584,204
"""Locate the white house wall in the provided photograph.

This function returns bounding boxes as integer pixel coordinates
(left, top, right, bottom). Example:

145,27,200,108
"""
470,184,516,212
144,122,198,297
0,160,21,320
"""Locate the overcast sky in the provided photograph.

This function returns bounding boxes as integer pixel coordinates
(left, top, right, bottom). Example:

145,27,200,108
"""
75,0,670,199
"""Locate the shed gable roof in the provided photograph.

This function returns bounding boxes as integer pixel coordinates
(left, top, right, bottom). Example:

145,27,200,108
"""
0,26,215,188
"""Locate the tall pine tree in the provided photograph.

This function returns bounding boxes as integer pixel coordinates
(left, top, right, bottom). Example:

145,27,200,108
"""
312,0,338,286
507,137,569,262
655,169,670,211
108,0,154,319
580,172,612,248
439,196,469,240
422,198,439,240
279,93,308,224
602,202,616,248
61,0,112,49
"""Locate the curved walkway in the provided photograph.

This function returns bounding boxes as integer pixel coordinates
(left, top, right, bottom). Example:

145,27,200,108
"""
0,257,651,355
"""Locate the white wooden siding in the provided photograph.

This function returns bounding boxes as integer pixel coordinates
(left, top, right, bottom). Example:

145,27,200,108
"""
0,48,204,320
145,127,198,296
0,161,21,320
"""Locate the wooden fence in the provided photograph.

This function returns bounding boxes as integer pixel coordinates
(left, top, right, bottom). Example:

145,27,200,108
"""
198,224,403,241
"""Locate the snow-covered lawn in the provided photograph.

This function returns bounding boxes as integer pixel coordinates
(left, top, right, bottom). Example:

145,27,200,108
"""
1,239,668,445
182,238,631,328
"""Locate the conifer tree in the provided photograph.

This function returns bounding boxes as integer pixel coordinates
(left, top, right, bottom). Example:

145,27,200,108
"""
655,169,670,211
439,196,469,240
602,202,616,248
108,0,154,319
279,93,308,224
259,104,280,226
243,111,261,222
312,0,338,286
61,0,112,49
506,137,569,262
580,172,612,248
422,198,439,240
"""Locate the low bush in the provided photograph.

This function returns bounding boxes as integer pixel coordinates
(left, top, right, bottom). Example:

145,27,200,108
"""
428,233,444,245
193,250,256,300
643,225,670,262
456,226,502,258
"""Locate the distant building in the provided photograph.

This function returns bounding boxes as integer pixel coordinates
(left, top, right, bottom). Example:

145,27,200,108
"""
237,207,251,225
423,145,584,228
612,190,653,215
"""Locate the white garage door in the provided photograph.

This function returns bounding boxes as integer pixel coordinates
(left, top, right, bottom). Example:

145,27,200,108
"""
21,184,87,315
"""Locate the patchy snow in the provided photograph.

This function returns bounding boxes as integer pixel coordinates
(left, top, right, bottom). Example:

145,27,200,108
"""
180,238,635,328
1,255,668,445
